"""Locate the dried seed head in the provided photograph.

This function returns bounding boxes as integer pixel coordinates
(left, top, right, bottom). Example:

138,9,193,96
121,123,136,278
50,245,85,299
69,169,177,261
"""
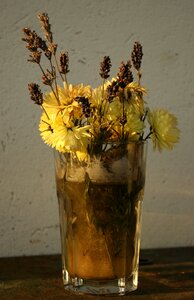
22,28,40,52
99,56,112,79
44,49,52,60
38,12,53,43
42,68,56,85
59,52,69,75
28,51,42,64
49,43,57,55
117,60,133,86
37,12,57,56
106,80,120,103
28,83,43,105
22,27,52,62
131,41,143,71
76,97,91,118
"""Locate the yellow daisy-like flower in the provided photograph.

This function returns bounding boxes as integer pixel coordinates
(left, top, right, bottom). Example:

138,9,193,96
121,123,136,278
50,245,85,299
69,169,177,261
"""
111,110,144,141
107,99,122,121
125,111,145,140
39,112,55,146
106,97,144,140
148,109,180,151
124,82,147,115
62,100,82,128
39,112,91,156
42,82,92,122
41,85,66,121
44,82,92,106
91,81,111,107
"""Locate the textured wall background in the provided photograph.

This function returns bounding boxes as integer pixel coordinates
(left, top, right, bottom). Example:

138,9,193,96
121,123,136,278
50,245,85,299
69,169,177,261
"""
0,0,194,257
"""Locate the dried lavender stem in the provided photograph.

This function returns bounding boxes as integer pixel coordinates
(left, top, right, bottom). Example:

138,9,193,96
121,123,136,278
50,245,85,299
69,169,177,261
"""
50,59,59,99
137,70,141,86
101,78,107,122
38,62,60,105
103,101,110,118
64,73,68,86
54,54,66,84
102,79,105,101
41,104,50,120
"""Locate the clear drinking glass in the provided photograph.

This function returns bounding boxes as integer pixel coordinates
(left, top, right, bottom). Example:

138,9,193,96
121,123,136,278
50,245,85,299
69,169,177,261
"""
54,141,147,295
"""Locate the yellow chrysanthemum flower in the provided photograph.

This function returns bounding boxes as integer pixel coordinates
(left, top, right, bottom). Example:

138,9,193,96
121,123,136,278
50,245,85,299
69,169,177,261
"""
44,82,91,106
91,81,111,107
107,100,122,121
111,111,144,141
62,100,83,128
148,109,180,151
42,82,92,122
124,82,147,115
39,112,55,145
39,112,91,156
125,112,145,140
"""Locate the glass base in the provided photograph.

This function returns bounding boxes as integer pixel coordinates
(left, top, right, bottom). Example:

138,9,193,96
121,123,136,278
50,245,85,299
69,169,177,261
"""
63,272,138,295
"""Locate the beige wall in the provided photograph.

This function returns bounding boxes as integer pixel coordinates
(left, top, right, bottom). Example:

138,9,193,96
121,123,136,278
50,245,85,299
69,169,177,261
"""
0,0,194,256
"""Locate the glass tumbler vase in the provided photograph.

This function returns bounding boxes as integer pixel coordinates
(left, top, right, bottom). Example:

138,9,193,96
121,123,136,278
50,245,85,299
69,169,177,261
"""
54,141,147,295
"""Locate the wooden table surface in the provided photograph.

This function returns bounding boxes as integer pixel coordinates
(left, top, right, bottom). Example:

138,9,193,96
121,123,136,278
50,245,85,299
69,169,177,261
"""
0,247,193,300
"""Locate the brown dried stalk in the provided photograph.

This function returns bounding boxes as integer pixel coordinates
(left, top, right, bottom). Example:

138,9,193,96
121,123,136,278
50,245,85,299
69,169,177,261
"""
99,56,112,79
131,42,143,85
117,60,133,87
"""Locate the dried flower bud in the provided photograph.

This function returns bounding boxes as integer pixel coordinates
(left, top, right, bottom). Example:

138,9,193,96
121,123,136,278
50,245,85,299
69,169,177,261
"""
117,60,133,86
42,75,53,86
42,68,56,85
131,41,143,71
28,83,43,105
38,12,53,43
22,27,52,63
28,51,42,64
22,27,31,37
38,13,57,56
49,43,57,55
44,49,52,60
59,52,69,74
106,81,119,103
22,28,39,52
37,37,47,52
76,97,91,118
99,56,112,79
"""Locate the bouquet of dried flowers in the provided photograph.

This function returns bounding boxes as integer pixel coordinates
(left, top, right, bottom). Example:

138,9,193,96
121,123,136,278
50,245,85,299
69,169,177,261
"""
22,13,180,161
